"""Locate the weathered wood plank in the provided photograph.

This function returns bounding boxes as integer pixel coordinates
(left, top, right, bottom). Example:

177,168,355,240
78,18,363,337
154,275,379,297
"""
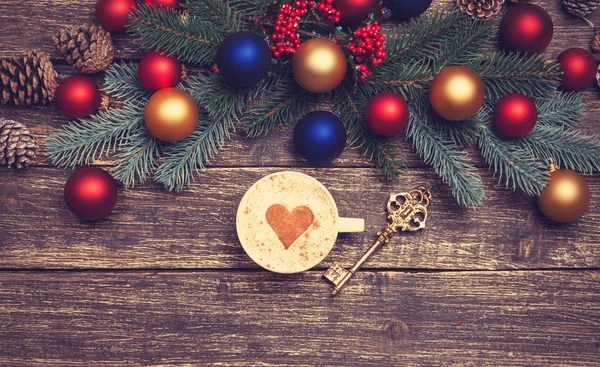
1,167,598,270
0,270,598,367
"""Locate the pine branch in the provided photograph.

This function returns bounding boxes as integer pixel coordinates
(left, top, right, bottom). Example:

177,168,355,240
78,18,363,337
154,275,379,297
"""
469,52,562,100
358,60,431,102
535,92,582,128
474,107,548,196
183,0,241,32
516,125,600,174
47,103,146,168
336,87,404,180
103,62,152,101
227,0,274,16
407,110,484,207
128,5,230,65
112,131,162,188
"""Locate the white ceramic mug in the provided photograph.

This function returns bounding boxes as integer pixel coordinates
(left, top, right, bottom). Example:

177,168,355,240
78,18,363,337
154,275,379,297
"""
236,171,365,274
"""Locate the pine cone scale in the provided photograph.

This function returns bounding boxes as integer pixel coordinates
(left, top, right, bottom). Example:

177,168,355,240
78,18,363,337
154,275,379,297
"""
563,0,600,17
458,0,505,19
54,24,114,74
0,51,57,106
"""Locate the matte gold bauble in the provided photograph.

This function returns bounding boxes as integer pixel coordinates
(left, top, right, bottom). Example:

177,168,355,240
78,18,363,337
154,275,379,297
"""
429,66,485,121
537,165,590,223
145,87,199,143
292,38,347,93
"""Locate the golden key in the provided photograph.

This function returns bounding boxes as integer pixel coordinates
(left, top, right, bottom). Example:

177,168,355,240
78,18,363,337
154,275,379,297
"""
324,186,432,296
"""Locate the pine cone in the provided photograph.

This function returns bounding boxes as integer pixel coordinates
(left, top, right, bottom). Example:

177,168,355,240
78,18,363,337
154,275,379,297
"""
0,51,58,106
592,29,600,52
457,0,505,19
562,0,600,17
53,24,114,74
0,119,38,169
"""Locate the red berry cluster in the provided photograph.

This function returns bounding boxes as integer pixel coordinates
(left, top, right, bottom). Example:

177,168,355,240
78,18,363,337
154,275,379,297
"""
270,1,341,57
347,22,386,81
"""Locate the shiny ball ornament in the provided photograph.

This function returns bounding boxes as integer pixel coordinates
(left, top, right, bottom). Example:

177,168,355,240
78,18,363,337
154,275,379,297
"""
138,50,183,91
144,88,199,143
365,92,409,136
294,111,347,164
292,39,347,93
56,76,102,119
493,93,538,137
557,48,597,91
217,32,271,88
334,0,379,26
384,0,433,20
499,4,553,54
96,0,138,33
538,166,590,223
429,66,485,121
144,0,183,10
64,167,118,221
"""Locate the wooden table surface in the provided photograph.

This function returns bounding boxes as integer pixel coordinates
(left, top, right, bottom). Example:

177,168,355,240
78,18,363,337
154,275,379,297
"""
1,1,600,366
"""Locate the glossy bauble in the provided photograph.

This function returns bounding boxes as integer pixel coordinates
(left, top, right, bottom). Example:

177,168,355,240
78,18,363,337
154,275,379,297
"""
493,93,538,137
56,76,102,119
365,92,410,136
292,38,347,93
557,48,597,91
429,66,485,121
144,88,199,143
138,50,183,91
144,0,183,10
217,32,272,88
96,0,138,33
384,0,433,20
499,4,553,54
538,167,590,223
334,0,379,26
294,111,347,164
64,167,118,220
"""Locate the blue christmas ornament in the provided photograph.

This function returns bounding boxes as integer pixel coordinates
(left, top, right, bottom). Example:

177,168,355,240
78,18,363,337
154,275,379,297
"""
384,0,432,20
217,31,271,87
294,111,347,164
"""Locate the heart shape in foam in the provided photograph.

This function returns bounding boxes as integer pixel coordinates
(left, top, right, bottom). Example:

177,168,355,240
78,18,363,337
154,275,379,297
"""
265,204,315,249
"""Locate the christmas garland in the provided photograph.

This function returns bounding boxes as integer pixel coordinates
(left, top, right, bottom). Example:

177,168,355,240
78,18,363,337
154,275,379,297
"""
47,1,600,208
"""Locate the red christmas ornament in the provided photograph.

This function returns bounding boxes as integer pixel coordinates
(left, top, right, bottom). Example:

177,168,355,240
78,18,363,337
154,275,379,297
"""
557,48,597,91
499,4,553,54
56,76,102,119
365,92,410,136
138,50,183,91
334,0,378,25
64,167,118,221
144,0,183,10
493,93,538,138
96,0,138,33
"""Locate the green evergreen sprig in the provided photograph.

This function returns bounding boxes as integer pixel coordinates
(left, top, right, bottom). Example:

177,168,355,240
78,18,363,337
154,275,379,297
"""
47,4,600,208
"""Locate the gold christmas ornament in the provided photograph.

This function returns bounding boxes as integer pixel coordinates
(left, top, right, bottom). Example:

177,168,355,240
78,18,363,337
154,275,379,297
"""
537,162,590,223
429,66,485,121
292,38,347,93
144,87,199,143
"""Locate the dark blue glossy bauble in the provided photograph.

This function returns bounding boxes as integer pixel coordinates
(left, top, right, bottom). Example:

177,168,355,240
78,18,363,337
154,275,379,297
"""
384,0,432,20
294,111,347,164
217,31,271,88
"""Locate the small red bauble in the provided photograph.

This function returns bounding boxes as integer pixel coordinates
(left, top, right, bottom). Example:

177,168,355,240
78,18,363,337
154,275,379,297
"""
334,0,379,26
499,4,553,54
144,0,183,11
365,92,410,136
493,93,538,138
64,167,118,221
96,0,138,33
138,50,183,91
557,48,597,91
56,76,102,119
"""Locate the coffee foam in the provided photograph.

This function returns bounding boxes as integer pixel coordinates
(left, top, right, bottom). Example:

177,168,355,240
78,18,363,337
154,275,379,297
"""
237,172,339,273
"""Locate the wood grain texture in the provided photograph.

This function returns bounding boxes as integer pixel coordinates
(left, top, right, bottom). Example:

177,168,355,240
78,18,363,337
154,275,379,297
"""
0,270,599,367
1,168,598,270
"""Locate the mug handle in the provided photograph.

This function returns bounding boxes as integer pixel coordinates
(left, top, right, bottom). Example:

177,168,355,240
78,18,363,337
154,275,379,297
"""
337,217,365,233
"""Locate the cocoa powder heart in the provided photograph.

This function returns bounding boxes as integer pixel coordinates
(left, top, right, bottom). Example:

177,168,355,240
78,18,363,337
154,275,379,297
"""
265,204,315,249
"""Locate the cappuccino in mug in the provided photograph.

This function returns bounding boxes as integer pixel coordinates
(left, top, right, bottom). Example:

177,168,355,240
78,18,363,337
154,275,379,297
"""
236,171,364,273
